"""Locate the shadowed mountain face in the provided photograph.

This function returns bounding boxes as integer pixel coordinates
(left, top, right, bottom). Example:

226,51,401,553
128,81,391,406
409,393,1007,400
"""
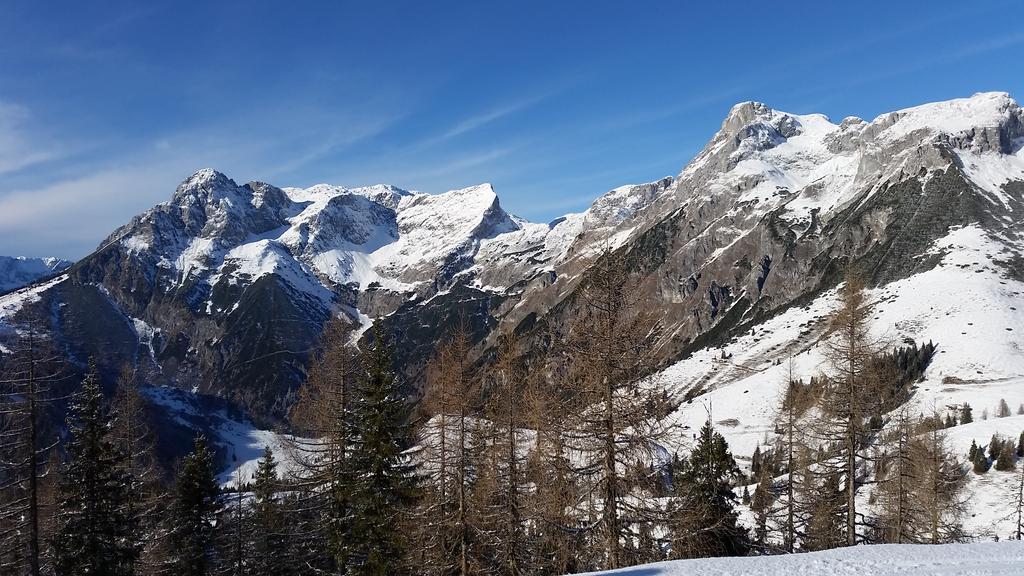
2,92,1023,429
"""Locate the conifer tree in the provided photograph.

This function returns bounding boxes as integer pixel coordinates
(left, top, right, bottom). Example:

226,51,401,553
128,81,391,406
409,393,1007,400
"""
960,403,973,424
51,361,140,576
286,316,360,571
251,446,288,576
875,410,920,544
560,248,674,570
482,334,531,576
169,435,220,576
750,445,762,480
915,420,968,543
670,419,749,558
347,326,417,576
972,447,990,474
989,435,1004,463
802,469,845,551
0,313,61,576
522,358,579,575
773,360,813,553
996,442,1016,472
1017,432,1024,459
813,270,884,546
412,320,485,576
749,467,776,550
111,363,162,573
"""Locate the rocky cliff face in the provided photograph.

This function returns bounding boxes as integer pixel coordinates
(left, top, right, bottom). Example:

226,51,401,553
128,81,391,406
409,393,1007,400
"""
496,92,1024,376
2,92,1023,428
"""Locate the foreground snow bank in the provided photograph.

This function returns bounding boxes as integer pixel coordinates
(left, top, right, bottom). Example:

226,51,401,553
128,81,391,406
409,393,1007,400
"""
576,542,1024,576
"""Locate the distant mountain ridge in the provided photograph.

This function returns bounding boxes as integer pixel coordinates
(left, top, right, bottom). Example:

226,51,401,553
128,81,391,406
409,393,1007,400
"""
0,256,71,294
2,91,1023,434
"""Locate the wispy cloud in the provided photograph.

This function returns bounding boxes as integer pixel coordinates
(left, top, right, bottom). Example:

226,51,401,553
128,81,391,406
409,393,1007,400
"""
429,94,547,144
0,101,62,175
0,162,186,257
260,113,405,179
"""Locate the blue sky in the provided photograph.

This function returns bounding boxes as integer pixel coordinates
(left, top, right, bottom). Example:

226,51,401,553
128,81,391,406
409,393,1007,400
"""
1,0,1022,258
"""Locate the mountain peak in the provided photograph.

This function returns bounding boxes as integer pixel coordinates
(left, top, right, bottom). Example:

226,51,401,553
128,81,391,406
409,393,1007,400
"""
721,101,778,133
170,168,240,206
867,91,1022,152
181,168,233,190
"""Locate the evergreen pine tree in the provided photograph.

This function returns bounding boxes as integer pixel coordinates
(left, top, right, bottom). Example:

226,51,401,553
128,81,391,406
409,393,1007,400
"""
347,326,418,576
996,443,1016,472
749,468,775,549
750,445,762,479
960,403,973,424
989,435,1004,463
1017,432,1024,459
968,440,979,462
251,446,288,576
973,448,990,474
169,435,220,576
51,361,140,576
670,419,749,558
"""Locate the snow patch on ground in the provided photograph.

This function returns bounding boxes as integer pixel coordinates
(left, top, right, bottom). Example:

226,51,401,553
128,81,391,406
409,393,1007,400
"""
579,541,1024,576
0,273,67,322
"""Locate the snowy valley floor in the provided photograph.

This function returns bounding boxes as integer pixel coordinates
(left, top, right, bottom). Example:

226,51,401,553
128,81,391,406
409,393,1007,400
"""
577,542,1024,576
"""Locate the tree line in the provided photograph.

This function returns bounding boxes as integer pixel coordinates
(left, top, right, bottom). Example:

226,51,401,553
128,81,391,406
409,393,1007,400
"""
0,255,1009,575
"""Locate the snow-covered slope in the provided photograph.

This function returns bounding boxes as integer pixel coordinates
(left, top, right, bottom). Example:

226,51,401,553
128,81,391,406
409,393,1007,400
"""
579,541,1024,576
649,217,1024,540
0,256,71,293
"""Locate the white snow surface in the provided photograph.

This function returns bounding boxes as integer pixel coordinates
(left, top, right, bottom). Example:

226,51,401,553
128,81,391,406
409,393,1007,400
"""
0,273,68,321
874,92,1018,145
578,541,1024,576
141,385,302,488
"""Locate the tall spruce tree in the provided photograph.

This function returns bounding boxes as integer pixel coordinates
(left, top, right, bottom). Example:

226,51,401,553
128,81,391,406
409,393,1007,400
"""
51,361,140,576
250,446,288,576
960,403,973,424
169,435,220,576
670,419,749,558
347,326,417,576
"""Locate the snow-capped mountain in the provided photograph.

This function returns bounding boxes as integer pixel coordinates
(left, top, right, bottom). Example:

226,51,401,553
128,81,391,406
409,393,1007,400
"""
2,92,1023,445
0,256,71,294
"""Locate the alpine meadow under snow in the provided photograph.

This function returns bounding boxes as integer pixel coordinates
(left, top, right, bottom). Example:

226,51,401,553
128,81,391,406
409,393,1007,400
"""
4,91,1024,575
